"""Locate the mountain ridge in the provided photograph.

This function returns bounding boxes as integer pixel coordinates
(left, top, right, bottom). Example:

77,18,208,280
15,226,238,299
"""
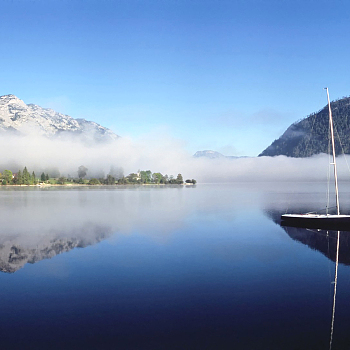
0,94,119,142
193,150,248,159
259,96,350,157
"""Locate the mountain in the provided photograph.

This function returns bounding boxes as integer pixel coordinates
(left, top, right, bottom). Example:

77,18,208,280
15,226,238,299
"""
193,150,246,159
259,96,350,157
194,150,226,159
0,94,119,142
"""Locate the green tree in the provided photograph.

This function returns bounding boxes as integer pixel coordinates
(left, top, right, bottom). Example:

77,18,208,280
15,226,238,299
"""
126,173,139,183
23,167,30,185
152,172,163,184
161,174,169,184
140,170,152,183
32,171,37,185
57,177,66,185
106,174,115,185
17,170,23,185
12,171,19,185
118,177,127,184
41,172,46,182
168,175,177,184
3,170,13,184
89,178,100,185
175,174,183,184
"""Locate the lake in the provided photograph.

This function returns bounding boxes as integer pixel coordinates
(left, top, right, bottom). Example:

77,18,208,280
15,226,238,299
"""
1,183,350,349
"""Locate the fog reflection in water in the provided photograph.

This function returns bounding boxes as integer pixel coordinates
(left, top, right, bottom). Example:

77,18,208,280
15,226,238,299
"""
0,186,196,272
0,184,247,273
1,183,350,349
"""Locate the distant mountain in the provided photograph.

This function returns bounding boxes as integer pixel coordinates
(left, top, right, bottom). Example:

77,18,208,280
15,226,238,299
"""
0,94,119,142
194,150,246,159
194,150,226,159
259,96,350,157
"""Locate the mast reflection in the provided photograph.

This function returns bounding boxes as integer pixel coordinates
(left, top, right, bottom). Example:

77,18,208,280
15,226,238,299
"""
267,210,343,350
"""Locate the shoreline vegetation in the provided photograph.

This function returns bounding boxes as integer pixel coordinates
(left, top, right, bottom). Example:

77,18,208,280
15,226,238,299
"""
0,166,197,187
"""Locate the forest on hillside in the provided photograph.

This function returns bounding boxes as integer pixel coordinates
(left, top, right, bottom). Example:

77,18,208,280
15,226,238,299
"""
259,97,350,157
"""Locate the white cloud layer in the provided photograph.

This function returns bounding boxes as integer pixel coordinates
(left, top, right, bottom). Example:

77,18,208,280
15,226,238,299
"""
0,132,349,183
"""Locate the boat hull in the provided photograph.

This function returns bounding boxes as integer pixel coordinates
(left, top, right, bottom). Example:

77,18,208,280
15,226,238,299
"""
281,214,350,230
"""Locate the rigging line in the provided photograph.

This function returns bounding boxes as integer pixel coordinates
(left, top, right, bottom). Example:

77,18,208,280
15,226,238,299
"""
329,230,340,350
306,206,337,215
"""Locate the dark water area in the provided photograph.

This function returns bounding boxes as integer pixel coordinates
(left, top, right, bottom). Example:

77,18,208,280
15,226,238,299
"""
1,183,350,349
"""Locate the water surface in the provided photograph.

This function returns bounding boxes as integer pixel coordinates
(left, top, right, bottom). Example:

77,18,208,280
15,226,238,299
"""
1,183,350,349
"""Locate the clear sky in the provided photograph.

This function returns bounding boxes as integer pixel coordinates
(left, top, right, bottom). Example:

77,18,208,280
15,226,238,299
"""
1,0,350,156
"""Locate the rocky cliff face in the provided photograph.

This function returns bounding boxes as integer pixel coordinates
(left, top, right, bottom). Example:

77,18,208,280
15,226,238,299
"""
0,94,119,142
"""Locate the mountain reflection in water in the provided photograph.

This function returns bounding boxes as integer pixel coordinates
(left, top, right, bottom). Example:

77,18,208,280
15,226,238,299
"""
2,183,350,349
0,185,200,274
265,208,346,350
283,226,350,265
0,224,112,273
265,209,350,266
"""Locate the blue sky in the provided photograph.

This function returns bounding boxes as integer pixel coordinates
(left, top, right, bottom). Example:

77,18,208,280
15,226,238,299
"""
1,0,350,156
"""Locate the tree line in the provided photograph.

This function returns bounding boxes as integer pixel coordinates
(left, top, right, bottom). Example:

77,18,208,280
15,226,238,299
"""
89,171,196,185
0,166,197,185
1,167,38,185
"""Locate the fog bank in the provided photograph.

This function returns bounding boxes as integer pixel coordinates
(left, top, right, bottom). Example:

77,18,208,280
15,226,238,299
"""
0,133,349,182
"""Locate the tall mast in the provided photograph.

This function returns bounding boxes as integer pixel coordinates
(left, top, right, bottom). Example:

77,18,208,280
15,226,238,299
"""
325,87,340,215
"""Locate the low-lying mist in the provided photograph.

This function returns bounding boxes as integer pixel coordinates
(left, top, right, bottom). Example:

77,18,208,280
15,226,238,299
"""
0,132,349,183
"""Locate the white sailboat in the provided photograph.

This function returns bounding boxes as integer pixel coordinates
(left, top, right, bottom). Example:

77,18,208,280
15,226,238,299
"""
281,88,350,229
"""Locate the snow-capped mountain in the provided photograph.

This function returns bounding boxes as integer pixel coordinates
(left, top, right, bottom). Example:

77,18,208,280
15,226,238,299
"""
0,94,119,142
193,150,247,159
193,150,226,159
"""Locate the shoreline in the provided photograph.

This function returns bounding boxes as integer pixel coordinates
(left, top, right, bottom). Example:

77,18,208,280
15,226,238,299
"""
1,183,195,187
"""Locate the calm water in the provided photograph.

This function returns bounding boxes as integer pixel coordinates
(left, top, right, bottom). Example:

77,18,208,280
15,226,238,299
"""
1,183,350,349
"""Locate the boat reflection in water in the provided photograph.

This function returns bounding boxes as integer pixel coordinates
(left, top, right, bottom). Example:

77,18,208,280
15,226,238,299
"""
283,224,342,350
282,225,349,265
267,209,350,265
267,210,344,350
281,214,350,232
